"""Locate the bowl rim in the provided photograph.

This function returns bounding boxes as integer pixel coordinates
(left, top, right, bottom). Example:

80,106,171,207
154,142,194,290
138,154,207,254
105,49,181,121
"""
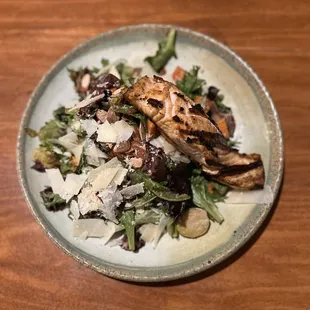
16,23,284,282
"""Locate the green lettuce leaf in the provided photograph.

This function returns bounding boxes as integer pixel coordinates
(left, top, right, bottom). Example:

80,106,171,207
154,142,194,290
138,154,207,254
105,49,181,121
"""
145,29,177,73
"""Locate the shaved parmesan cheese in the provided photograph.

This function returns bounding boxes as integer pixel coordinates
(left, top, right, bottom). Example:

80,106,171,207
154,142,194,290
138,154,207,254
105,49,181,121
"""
71,120,82,133
112,168,128,186
46,169,64,196
97,184,123,222
69,93,105,111
139,223,157,243
86,155,99,167
57,132,84,163
72,219,117,244
88,157,122,182
150,136,190,163
70,200,80,220
120,183,144,198
150,136,175,154
63,173,88,197
78,231,89,241
97,121,118,143
78,186,104,215
85,139,107,167
153,215,170,248
80,119,98,137
58,132,79,149
108,66,121,79
113,120,134,143
92,167,120,191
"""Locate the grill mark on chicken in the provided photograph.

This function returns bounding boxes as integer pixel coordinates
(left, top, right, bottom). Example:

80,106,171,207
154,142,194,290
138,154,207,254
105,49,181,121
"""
147,98,164,108
174,92,186,100
124,76,265,189
189,105,205,116
172,115,183,123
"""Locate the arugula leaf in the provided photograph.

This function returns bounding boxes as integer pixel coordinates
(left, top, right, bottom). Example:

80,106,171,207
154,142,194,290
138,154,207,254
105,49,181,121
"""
131,191,157,209
130,171,191,202
120,211,136,251
40,187,66,211
176,66,206,99
191,172,227,224
135,210,161,225
145,28,177,73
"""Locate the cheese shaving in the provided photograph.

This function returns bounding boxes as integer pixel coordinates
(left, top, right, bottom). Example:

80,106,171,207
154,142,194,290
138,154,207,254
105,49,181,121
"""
77,186,103,215
69,93,105,111
92,167,120,191
80,119,98,137
72,219,117,244
46,168,64,196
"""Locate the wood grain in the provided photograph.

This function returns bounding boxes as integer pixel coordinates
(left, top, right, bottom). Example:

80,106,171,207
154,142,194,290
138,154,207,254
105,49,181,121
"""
1,0,310,309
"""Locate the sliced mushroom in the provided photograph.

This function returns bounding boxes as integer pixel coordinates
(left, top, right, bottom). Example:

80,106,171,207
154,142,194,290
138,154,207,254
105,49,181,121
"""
113,140,131,155
176,208,210,238
96,109,107,123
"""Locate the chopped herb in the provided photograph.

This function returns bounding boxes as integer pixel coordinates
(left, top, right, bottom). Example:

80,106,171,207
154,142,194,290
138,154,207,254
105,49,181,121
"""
40,187,66,211
101,58,109,67
176,66,206,100
145,29,177,73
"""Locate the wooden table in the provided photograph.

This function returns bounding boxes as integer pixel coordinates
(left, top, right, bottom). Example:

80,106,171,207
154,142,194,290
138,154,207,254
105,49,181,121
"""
1,0,309,309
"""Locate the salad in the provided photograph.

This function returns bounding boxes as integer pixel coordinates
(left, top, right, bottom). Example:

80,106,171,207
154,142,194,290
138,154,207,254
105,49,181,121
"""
26,29,265,252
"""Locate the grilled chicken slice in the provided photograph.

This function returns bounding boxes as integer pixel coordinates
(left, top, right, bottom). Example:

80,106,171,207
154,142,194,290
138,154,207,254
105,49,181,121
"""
124,76,265,189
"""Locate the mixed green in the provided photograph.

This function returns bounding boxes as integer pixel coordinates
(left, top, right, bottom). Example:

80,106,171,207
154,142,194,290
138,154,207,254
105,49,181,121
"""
26,29,239,252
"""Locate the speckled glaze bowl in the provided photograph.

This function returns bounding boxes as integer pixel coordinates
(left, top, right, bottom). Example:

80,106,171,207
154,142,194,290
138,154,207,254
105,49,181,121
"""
17,24,283,282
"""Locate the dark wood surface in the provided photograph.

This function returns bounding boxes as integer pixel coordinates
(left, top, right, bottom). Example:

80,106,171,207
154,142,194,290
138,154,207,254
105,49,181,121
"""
1,0,310,309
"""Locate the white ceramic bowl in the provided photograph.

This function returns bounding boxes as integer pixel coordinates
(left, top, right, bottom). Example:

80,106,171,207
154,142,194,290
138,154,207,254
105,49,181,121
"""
17,24,283,282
